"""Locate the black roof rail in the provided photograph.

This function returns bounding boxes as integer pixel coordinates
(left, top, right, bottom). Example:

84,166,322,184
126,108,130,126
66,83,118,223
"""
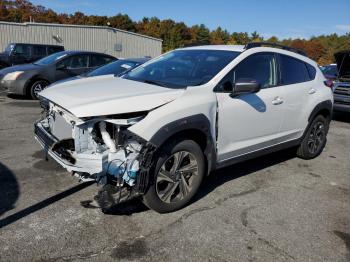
244,42,307,57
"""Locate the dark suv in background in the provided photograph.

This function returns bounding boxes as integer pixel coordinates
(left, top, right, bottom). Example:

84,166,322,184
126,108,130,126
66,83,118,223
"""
0,50,116,99
0,43,64,69
333,50,350,112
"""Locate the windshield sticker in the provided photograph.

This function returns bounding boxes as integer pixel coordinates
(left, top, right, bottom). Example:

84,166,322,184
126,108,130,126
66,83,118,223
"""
121,64,132,69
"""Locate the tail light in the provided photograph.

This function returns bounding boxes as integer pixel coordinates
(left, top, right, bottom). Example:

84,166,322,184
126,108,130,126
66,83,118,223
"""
324,80,334,88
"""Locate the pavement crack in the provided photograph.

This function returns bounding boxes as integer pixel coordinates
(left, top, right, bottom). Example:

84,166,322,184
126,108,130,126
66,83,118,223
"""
240,206,255,227
146,206,215,239
257,237,296,260
37,249,106,261
145,188,260,241
215,188,258,206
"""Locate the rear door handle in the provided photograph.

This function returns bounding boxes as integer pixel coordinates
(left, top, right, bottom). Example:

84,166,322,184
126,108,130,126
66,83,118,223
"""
272,96,284,105
309,88,316,94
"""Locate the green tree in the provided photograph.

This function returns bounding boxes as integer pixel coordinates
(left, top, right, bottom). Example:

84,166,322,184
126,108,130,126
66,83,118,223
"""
108,13,135,32
210,27,230,44
189,24,210,45
266,36,279,43
231,32,250,45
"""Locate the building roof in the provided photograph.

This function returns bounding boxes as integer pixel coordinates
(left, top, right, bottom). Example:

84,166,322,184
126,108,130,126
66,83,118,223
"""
0,21,163,42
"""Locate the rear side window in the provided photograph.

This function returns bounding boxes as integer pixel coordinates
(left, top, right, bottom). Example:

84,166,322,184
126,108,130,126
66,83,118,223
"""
33,45,47,56
90,55,115,67
47,46,64,55
306,64,316,80
279,54,310,85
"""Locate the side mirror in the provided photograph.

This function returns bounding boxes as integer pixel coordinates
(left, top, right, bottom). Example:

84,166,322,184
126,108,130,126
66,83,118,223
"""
233,78,261,96
56,64,67,70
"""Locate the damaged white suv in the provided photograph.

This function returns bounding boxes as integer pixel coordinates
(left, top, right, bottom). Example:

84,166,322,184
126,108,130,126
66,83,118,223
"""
35,43,333,213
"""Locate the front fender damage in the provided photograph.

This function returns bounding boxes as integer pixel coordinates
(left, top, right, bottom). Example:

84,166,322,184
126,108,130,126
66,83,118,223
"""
95,133,157,211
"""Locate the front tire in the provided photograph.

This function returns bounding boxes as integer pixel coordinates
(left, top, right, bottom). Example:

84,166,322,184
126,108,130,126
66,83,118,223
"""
29,80,49,99
296,115,329,159
143,139,205,213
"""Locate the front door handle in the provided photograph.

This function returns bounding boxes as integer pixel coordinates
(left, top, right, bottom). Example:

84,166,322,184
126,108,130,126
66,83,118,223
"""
272,96,284,105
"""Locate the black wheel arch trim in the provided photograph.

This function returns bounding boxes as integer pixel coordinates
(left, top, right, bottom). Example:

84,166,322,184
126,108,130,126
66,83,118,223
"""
149,114,216,174
308,100,333,122
299,99,333,142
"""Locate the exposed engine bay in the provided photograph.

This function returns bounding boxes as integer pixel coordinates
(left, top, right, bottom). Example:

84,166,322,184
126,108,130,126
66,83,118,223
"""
34,99,155,209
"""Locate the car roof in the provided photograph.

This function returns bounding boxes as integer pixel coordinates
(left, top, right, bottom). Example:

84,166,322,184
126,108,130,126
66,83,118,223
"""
55,50,116,57
179,45,246,52
179,44,317,66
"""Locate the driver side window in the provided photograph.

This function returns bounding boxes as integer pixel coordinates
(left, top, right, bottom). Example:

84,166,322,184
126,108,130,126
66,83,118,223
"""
233,53,277,89
217,53,278,92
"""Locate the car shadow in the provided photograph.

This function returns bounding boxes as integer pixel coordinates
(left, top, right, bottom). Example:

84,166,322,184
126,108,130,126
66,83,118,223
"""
101,198,148,216
103,148,296,215
332,111,350,123
0,162,20,218
6,94,32,100
231,93,267,113
191,147,296,204
0,181,94,228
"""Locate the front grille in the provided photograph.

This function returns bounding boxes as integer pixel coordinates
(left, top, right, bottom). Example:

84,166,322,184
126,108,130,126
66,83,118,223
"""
335,100,350,106
34,123,57,148
334,86,350,96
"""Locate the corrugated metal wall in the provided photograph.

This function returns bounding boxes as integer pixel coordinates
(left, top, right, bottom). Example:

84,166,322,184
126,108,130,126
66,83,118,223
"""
0,22,162,58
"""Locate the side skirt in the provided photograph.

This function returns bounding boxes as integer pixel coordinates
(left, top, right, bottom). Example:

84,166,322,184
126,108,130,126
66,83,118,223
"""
215,138,301,170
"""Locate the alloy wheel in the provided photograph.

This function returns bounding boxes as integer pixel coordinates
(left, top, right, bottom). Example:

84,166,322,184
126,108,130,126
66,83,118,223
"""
156,151,199,204
32,81,48,98
307,121,325,154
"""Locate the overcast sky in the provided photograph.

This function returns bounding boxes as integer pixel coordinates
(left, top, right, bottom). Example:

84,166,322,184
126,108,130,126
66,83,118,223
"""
30,0,350,39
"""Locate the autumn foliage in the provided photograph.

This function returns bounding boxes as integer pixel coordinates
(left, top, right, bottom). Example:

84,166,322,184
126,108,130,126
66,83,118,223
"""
1,0,349,64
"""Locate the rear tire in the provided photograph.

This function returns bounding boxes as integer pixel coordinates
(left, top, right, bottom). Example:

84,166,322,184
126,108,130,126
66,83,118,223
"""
143,139,205,213
296,115,329,159
29,79,49,100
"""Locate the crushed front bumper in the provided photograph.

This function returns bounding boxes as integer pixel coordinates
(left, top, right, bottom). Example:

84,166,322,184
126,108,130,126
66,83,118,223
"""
34,121,106,174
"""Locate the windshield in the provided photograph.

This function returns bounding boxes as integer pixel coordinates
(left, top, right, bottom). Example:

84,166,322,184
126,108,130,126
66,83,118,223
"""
34,52,68,66
321,65,338,76
87,60,140,77
123,49,240,88
5,44,14,53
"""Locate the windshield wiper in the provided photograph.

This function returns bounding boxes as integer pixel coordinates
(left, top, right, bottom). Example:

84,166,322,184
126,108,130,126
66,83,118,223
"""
143,79,166,87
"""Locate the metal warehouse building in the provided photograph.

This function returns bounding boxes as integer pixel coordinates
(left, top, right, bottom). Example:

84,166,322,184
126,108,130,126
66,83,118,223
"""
0,21,162,58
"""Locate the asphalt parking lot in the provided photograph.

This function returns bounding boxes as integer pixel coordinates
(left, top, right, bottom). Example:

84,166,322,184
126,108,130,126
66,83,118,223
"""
0,94,349,262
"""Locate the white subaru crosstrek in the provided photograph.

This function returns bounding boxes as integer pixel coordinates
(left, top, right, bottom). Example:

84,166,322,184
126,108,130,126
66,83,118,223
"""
35,43,333,213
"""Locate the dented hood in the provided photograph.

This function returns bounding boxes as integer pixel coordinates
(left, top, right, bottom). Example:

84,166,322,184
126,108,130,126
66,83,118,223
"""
40,75,185,118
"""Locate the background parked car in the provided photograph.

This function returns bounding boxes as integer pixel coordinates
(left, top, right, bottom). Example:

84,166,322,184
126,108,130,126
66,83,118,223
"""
0,43,64,69
333,50,350,112
54,57,150,84
0,50,116,99
320,63,338,81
